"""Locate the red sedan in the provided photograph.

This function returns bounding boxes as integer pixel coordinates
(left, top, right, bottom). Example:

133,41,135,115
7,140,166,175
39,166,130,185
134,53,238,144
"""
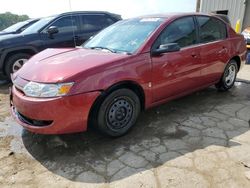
10,13,246,136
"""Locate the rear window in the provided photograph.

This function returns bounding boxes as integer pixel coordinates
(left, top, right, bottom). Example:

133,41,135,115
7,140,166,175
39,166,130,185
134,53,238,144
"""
197,16,227,43
80,15,115,32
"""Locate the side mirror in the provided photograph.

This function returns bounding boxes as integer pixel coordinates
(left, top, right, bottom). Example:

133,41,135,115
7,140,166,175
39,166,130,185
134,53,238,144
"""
47,26,59,38
152,43,180,56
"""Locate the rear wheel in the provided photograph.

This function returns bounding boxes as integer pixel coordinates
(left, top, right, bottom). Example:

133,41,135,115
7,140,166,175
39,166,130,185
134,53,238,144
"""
215,60,238,91
5,53,31,80
93,88,141,137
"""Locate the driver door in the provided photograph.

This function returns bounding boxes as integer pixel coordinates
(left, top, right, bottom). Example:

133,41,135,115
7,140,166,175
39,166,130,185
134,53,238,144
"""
151,16,203,102
40,15,81,49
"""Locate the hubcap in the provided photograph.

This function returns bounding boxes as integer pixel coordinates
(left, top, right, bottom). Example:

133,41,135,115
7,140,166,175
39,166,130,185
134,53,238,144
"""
106,98,133,130
225,64,236,86
12,59,28,73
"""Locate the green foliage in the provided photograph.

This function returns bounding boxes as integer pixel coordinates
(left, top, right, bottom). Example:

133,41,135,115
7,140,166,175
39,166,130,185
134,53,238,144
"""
0,12,29,31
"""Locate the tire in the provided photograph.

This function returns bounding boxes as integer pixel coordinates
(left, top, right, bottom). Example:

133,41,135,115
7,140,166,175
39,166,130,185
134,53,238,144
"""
4,53,31,80
93,88,141,137
215,60,238,91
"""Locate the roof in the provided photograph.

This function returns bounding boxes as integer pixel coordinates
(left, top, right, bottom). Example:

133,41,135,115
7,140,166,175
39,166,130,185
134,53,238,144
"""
59,11,121,18
136,12,216,20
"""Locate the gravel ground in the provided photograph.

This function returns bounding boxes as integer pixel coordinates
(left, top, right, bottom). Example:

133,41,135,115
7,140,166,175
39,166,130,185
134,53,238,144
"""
0,66,250,187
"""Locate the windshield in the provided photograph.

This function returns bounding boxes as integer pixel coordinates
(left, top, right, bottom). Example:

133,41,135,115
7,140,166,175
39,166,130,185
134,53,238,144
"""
84,18,164,54
22,16,55,34
2,21,29,32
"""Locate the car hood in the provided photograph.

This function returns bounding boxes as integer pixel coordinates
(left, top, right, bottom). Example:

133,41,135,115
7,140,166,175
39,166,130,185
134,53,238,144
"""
0,33,19,41
0,31,13,36
17,48,129,83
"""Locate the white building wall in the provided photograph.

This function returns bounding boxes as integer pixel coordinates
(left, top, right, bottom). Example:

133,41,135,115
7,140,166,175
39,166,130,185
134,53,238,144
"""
200,0,246,30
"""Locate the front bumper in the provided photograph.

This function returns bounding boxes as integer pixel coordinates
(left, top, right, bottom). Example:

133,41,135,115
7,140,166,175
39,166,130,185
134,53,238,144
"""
10,86,100,134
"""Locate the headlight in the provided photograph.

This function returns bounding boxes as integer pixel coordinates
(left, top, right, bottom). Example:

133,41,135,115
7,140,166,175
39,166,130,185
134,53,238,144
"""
23,82,74,98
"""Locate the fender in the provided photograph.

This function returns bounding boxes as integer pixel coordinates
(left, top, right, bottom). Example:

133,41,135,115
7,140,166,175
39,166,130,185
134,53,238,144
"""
69,53,153,108
0,46,39,71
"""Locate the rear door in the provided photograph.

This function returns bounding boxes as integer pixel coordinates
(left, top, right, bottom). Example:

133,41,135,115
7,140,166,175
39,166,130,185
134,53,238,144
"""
196,16,231,84
40,15,81,48
77,14,117,45
151,16,203,102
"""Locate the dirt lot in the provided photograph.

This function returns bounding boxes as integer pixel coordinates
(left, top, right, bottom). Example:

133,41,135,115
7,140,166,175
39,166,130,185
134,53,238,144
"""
1,66,250,187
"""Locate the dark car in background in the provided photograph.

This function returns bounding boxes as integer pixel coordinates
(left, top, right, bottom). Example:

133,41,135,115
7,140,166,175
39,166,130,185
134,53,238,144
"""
0,11,121,79
0,18,40,36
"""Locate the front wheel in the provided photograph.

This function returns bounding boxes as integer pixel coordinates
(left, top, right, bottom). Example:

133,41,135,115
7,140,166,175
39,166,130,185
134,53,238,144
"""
4,53,31,80
215,60,238,91
94,88,141,137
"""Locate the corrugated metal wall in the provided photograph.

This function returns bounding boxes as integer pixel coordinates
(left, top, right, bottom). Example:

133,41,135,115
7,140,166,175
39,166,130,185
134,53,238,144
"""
243,0,250,30
200,0,246,30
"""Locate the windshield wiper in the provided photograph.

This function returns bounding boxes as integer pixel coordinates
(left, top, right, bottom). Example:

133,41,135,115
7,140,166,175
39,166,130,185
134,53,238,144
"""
90,46,116,53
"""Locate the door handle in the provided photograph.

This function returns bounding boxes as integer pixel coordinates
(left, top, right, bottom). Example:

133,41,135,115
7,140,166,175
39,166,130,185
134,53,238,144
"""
191,53,198,58
218,46,228,54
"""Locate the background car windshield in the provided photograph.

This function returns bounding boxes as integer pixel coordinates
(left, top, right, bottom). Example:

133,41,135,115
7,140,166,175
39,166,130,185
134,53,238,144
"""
2,21,29,32
22,16,55,34
84,18,163,54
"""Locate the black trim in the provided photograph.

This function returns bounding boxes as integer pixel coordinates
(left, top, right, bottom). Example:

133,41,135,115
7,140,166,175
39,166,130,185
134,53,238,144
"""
193,16,200,44
15,109,53,127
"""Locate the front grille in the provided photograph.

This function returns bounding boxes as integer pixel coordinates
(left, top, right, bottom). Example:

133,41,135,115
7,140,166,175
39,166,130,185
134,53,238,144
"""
15,109,53,127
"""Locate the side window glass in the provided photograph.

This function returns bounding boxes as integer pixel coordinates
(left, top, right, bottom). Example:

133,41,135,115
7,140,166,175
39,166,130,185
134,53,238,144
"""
197,16,227,43
81,15,111,32
154,17,196,49
51,16,78,34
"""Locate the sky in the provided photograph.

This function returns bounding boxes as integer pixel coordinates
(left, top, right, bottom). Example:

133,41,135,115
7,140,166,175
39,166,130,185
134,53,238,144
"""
0,0,197,19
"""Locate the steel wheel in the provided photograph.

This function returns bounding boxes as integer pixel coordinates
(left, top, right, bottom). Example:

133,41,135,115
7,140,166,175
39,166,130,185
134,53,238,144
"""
94,88,141,137
106,97,133,131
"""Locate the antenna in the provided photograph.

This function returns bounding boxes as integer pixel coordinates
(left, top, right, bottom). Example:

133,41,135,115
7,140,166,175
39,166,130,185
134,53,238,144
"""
68,0,77,47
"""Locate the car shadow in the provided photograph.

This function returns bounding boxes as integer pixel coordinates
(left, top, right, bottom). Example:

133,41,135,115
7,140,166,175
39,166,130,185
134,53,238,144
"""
0,82,11,94
20,82,250,183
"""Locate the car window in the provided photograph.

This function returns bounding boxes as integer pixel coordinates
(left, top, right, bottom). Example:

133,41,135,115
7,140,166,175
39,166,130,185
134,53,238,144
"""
50,16,78,33
22,16,55,34
81,15,115,32
153,17,196,49
3,21,29,32
197,16,227,43
20,20,38,32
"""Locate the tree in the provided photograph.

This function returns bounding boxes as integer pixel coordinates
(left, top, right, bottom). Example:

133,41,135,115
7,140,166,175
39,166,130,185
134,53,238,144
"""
0,12,29,31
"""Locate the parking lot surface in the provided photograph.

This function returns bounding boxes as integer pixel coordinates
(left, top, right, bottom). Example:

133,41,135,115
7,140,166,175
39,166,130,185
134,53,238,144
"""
1,67,250,187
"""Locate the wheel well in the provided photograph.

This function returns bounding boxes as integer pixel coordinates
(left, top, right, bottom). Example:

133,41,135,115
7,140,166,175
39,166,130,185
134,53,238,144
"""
87,81,146,129
105,81,146,110
3,49,36,74
231,56,241,71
